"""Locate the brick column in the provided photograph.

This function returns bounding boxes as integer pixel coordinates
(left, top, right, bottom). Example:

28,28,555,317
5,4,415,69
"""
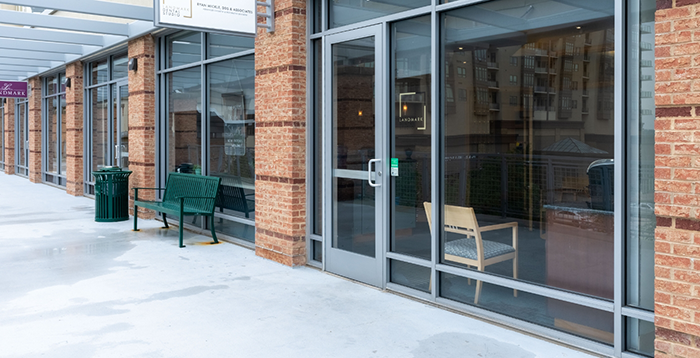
128,35,157,219
3,98,14,175
27,77,42,183
254,0,307,266
65,61,84,196
654,1,700,356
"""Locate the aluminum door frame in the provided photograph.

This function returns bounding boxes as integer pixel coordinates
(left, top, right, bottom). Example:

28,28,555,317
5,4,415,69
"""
115,80,128,167
322,24,388,288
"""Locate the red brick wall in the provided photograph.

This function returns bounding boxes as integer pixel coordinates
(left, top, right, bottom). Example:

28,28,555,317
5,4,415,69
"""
128,35,157,218
27,77,42,183
254,0,308,266
655,0,700,356
2,98,14,175
65,61,84,196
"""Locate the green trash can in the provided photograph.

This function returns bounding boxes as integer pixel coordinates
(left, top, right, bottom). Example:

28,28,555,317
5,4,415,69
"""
92,166,133,222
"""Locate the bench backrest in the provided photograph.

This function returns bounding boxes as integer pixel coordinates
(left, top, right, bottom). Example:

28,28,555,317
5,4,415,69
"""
162,173,221,213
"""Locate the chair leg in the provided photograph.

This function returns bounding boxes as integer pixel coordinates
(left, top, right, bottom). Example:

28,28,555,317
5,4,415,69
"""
162,213,169,229
133,205,139,231
475,264,485,305
210,215,219,244
513,256,518,298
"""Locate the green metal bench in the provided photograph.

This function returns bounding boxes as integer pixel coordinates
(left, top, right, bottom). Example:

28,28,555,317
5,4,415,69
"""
133,173,222,248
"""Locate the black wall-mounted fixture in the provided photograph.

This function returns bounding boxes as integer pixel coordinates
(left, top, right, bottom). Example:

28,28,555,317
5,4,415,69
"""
65,78,71,88
128,58,138,71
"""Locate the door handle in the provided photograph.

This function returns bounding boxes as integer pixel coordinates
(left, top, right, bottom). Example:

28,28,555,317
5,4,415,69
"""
368,159,381,187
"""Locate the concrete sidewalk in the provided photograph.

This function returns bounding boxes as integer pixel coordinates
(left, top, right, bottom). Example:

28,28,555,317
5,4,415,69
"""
0,174,599,358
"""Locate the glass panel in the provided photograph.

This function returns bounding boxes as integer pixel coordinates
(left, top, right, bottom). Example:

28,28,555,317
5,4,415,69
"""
17,103,25,168
60,95,67,175
441,0,615,299
626,317,654,356
390,260,431,293
440,272,614,345
46,75,57,96
329,0,429,29
207,34,254,59
167,67,202,174
391,16,431,260
118,85,129,170
91,59,109,86
207,56,256,223
217,218,256,243
312,239,323,262
168,32,202,68
313,0,322,33
47,97,58,174
112,54,129,81
92,86,110,172
313,39,323,236
626,0,655,311
332,37,376,258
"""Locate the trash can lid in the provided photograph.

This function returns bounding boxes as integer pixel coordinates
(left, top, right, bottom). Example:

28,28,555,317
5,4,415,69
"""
98,166,122,171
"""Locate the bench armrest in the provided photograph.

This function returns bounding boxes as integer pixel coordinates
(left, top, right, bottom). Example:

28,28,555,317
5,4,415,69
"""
133,187,165,202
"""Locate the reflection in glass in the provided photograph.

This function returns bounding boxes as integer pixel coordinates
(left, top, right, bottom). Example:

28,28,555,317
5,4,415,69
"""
626,317,654,356
46,75,57,96
92,86,110,172
114,85,129,170
60,95,67,174
313,239,323,262
390,260,431,293
91,59,109,85
207,34,254,59
329,0,429,29
168,32,202,68
441,0,615,302
391,16,431,260
112,55,129,81
440,272,614,344
47,97,58,174
626,0,655,312
313,39,323,236
17,102,26,172
332,37,376,258
207,56,256,224
167,67,202,175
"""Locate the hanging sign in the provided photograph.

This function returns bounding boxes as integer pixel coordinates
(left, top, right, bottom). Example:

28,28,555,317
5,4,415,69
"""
155,0,257,36
0,81,28,98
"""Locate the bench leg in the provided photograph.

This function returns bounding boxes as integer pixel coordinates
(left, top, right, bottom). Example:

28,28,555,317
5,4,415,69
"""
210,215,219,244
162,213,169,229
179,222,185,248
133,205,140,231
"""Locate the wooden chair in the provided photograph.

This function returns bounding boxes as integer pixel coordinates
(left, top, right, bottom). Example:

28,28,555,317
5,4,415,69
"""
424,202,518,304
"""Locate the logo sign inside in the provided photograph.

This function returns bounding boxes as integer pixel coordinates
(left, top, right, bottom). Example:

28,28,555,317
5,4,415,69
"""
0,81,28,98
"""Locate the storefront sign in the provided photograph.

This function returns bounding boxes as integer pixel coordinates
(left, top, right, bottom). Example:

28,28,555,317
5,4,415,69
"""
0,81,28,98
155,0,256,36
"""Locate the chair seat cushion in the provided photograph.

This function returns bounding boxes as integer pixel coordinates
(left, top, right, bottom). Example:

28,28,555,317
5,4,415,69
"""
445,238,515,260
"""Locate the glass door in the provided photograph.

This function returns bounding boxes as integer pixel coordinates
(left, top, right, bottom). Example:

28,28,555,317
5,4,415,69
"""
114,81,129,170
324,25,386,287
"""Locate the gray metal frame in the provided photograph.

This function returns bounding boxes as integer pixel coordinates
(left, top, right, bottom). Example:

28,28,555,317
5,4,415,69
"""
41,71,68,186
322,24,386,288
154,31,257,248
83,53,129,194
306,0,655,356
14,98,29,177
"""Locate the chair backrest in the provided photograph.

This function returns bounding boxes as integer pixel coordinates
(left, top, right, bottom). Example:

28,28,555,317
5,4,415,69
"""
163,173,221,213
423,202,480,235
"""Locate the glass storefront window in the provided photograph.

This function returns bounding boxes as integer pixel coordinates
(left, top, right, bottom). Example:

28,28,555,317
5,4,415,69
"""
328,0,430,29
0,101,4,170
207,34,254,59
207,56,256,222
168,31,202,68
626,0,655,312
112,55,129,82
391,15,432,260
91,59,109,86
47,97,58,174
167,67,202,174
441,0,615,299
92,86,110,172
313,39,323,236
60,95,67,174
